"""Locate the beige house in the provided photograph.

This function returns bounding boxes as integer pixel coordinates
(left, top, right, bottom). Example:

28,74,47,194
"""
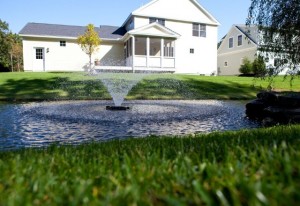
217,24,294,76
217,25,259,75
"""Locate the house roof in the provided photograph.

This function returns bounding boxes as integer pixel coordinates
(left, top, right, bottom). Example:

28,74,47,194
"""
122,0,219,27
235,24,258,45
19,23,127,40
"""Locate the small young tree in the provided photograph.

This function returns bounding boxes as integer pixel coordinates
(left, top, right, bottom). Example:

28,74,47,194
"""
252,56,267,77
239,57,253,75
77,24,101,72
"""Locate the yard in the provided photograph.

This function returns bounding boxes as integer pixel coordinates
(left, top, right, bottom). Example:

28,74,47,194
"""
0,72,299,101
0,72,300,205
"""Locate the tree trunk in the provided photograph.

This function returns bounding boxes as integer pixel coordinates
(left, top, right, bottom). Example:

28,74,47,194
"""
10,53,13,72
89,54,92,72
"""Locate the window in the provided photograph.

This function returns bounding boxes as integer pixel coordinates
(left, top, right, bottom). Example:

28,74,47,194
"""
224,61,228,67
229,37,233,48
125,38,133,58
128,20,134,30
36,48,43,59
149,18,165,26
60,41,66,47
192,23,206,37
238,35,242,46
190,48,194,54
274,58,280,67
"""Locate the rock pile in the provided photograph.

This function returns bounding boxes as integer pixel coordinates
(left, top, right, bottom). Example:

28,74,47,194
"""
246,92,300,126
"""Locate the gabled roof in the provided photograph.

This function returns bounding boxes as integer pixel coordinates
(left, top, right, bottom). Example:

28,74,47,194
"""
235,24,258,45
127,22,180,38
19,23,127,40
122,0,219,27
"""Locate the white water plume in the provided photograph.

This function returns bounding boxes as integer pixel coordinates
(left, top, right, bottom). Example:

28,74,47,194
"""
93,72,149,106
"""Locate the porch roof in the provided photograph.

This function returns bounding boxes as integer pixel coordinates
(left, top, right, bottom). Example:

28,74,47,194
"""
122,22,180,40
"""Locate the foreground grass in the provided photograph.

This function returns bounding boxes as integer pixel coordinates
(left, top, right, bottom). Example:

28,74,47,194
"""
1,125,300,205
0,72,299,101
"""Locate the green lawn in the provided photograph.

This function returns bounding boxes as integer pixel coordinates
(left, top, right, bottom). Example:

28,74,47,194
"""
1,72,300,205
0,72,299,101
1,125,300,205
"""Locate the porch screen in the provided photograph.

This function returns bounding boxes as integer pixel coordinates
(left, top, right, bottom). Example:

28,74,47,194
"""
135,37,147,55
164,40,175,57
150,38,161,56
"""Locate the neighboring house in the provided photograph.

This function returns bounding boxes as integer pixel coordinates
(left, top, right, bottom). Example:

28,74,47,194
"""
19,0,220,74
217,24,259,75
218,24,290,76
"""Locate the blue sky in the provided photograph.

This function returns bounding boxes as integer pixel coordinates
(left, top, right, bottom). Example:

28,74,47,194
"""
1,0,251,41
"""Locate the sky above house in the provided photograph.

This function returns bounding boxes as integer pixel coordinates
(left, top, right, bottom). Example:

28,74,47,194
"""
1,0,251,41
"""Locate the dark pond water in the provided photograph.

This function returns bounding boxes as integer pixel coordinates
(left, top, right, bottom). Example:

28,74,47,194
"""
0,100,260,151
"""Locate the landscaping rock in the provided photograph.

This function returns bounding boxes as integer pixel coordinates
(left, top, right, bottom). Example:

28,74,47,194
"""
246,91,300,126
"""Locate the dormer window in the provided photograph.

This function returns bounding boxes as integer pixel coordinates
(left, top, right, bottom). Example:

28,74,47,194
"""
149,18,165,26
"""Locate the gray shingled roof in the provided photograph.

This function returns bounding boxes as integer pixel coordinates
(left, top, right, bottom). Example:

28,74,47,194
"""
19,23,127,40
235,24,259,45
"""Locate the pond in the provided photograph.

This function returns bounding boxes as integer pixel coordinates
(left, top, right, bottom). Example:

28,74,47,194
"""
0,100,260,151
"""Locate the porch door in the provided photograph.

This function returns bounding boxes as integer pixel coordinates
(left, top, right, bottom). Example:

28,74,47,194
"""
33,48,45,71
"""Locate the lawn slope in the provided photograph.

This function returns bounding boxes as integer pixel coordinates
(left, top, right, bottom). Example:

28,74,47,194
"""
0,72,299,101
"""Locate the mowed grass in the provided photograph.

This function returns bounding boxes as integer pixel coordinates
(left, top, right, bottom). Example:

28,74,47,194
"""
1,125,300,205
0,72,299,101
1,72,300,205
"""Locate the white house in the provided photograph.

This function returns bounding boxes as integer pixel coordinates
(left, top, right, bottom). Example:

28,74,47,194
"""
19,0,220,74
218,24,290,76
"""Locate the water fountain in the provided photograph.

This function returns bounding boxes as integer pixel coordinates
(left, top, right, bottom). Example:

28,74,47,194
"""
0,71,261,151
92,71,149,110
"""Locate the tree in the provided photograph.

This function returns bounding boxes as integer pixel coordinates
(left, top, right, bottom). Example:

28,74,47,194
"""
252,56,267,77
0,19,10,71
8,33,23,72
239,57,253,75
77,24,101,72
247,0,300,77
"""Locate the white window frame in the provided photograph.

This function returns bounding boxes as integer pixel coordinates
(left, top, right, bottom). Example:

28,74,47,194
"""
192,23,206,37
238,35,243,46
229,37,233,48
149,18,165,26
35,48,43,59
60,41,66,47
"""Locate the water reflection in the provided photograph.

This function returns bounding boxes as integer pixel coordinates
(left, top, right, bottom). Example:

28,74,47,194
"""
0,100,260,151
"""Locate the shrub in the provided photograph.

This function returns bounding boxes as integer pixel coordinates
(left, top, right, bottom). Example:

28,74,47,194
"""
239,57,253,75
252,56,267,77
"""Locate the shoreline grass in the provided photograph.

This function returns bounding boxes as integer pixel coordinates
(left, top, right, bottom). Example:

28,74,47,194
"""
1,125,300,205
0,72,299,101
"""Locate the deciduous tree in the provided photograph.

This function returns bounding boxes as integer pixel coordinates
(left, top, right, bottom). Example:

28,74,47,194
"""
0,19,10,71
77,24,101,72
247,0,300,77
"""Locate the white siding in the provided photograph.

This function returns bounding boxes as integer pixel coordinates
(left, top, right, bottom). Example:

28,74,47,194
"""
22,37,124,72
133,0,217,25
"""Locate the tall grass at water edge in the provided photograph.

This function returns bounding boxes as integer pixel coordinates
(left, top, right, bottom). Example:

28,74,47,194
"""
0,125,300,205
